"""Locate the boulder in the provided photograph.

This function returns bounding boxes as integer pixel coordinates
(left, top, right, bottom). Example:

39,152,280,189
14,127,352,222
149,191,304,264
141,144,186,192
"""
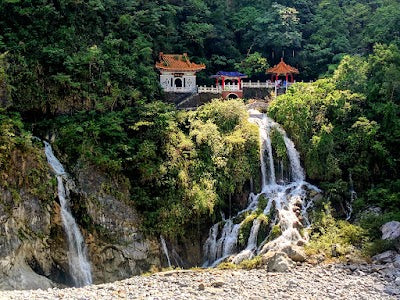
372,250,397,264
262,251,294,272
395,277,400,286
381,221,400,240
394,255,400,268
0,260,55,290
280,245,306,262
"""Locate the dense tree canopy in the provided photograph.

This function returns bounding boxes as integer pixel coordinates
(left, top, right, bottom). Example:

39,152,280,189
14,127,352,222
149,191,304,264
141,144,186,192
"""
268,44,400,239
0,0,399,244
1,0,399,113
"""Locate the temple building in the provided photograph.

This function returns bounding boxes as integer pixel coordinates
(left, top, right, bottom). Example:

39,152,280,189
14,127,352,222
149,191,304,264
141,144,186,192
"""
155,53,206,93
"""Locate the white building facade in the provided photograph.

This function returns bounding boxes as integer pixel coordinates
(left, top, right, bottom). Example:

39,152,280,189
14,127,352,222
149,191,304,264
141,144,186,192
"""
156,53,205,93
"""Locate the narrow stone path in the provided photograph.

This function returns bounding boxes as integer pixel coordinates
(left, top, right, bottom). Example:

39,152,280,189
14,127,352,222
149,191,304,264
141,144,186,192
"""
1,264,399,300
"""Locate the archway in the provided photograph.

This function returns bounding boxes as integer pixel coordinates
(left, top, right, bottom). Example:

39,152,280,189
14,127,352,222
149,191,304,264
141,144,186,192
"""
175,78,183,88
227,93,238,99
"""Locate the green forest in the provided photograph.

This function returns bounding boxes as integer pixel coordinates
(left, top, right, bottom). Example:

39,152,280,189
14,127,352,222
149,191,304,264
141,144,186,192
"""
0,0,400,256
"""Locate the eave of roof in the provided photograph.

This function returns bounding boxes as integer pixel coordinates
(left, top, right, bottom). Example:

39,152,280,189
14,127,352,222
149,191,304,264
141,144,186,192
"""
155,53,206,72
267,58,299,75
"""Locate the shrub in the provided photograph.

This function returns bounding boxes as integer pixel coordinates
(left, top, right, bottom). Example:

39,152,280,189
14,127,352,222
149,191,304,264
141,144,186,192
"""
257,194,268,213
238,256,263,269
306,204,368,258
238,213,257,248
269,224,282,240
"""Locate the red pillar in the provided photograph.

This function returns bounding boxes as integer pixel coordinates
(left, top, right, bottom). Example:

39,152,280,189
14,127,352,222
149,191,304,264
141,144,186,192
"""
275,74,279,81
215,78,219,87
238,77,241,90
285,74,288,82
222,76,225,90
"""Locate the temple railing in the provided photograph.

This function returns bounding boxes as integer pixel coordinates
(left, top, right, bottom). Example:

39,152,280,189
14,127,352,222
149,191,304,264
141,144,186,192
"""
242,81,276,88
197,86,222,94
183,81,307,94
223,84,240,91
162,86,197,93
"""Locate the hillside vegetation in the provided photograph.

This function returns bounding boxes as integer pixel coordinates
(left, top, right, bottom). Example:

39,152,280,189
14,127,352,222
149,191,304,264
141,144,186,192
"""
0,0,399,255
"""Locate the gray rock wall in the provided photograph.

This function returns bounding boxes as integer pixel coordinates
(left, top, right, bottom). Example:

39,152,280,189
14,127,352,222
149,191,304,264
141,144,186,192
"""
0,148,161,290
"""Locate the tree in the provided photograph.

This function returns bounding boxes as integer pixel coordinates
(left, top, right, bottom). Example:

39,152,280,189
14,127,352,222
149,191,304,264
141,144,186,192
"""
235,52,268,77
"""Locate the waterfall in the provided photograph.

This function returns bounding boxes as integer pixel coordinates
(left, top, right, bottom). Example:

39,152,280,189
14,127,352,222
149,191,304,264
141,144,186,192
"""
160,236,172,268
346,173,357,221
202,110,321,266
44,141,92,287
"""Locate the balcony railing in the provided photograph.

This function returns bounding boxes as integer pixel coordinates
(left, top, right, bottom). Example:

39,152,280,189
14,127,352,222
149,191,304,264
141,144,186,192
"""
223,84,241,91
162,86,197,93
197,86,222,94
163,80,304,94
242,80,276,88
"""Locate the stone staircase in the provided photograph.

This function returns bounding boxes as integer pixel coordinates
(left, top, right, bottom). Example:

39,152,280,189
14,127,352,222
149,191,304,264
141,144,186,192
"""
176,92,199,109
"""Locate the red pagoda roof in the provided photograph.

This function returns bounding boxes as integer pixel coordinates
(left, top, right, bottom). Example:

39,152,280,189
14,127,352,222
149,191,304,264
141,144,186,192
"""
267,58,299,75
156,53,206,72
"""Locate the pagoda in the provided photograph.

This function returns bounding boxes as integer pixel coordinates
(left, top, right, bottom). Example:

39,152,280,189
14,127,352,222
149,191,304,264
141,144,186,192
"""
267,58,299,83
156,53,206,93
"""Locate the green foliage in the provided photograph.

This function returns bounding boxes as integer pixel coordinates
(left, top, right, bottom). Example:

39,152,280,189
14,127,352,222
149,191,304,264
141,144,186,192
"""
0,111,54,208
256,213,270,246
268,44,400,217
1,0,399,113
269,225,282,241
238,255,263,269
0,0,399,249
235,52,268,77
238,213,257,248
47,99,259,238
0,53,10,105
363,239,398,257
217,262,237,270
217,256,263,270
358,211,400,240
257,195,268,212
306,204,368,258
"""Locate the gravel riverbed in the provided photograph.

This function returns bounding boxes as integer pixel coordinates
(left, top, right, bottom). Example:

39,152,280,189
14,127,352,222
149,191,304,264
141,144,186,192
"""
1,264,399,300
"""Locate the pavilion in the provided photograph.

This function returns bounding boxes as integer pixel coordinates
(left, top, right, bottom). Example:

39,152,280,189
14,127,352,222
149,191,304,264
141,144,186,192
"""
267,58,299,84
211,71,248,99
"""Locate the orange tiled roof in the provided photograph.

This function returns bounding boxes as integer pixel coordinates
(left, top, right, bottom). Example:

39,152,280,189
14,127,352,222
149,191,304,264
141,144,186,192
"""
156,53,206,72
267,58,299,75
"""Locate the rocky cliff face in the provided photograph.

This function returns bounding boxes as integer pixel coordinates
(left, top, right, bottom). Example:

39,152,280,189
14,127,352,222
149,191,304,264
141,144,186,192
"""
0,145,59,290
71,165,161,284
0,142,161,290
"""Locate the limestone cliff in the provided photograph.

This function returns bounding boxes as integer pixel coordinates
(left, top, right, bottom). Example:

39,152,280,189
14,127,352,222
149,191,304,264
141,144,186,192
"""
0,140,161,290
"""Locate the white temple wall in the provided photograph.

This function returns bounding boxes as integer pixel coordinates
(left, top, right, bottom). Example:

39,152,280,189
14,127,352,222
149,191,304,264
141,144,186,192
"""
160,72,197,93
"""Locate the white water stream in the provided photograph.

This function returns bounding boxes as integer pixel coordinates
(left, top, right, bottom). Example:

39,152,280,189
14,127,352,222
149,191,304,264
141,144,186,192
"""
203,110,321,266
346,173,357,221
44,141,93,287
160,235,172,267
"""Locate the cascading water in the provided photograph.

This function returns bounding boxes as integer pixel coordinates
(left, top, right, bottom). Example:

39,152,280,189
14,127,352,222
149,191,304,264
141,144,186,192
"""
160,235,172,268
346,173,357,221
203,110,321,266
44,141,93,287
